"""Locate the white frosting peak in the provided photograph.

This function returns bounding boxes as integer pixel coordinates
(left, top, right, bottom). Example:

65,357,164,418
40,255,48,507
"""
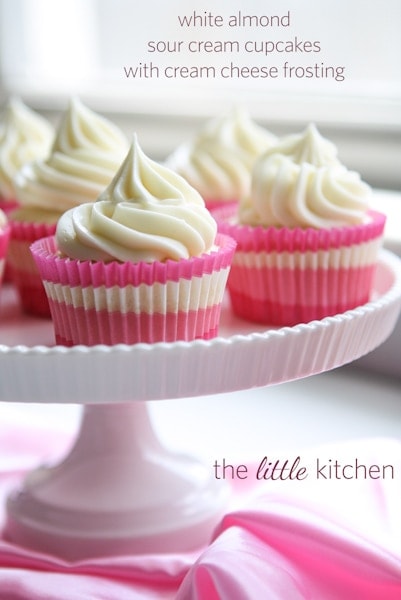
276,122,340,167
52,97,128,165
13,97,128,222
0,97,54,200
166,107,277,200
100,134,205,207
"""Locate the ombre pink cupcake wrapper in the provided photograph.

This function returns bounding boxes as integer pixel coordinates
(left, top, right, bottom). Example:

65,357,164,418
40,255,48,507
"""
50,304,222,346
7,220,56,317
0,224,11,284
0,223,10,255
9,219,57,243
215,207,386,252
31,234,236,287
0,198,19,216
0,209,14,282
228,263,378,326
30,233,237,345
213,207,386,325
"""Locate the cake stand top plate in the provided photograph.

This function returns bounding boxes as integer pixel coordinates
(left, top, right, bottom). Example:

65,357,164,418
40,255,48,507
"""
0,249,401,404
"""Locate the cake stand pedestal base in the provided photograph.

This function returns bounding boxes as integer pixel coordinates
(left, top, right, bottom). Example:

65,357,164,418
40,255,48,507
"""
5,402,228,561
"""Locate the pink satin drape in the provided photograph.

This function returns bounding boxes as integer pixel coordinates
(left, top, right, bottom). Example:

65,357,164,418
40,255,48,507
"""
1,418,400,599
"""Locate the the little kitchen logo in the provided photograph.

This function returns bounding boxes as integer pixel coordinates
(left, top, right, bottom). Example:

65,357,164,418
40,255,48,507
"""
213,457,396,481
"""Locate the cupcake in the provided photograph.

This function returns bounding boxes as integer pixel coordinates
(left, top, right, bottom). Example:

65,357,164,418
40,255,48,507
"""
0,98,54,283
165,107,277,210
215,123,386,326
8,97,128,316
30,135,236,346
0,209,11,287
0,97,54,215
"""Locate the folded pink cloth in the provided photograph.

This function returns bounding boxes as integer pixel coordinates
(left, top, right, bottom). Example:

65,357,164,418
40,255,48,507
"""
1,417,400,599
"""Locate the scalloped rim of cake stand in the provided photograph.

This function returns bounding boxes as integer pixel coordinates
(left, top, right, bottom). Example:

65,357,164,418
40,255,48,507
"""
0,249,401,404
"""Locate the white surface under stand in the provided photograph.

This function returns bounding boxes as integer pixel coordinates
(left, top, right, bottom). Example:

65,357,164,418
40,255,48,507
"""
1,249,401,561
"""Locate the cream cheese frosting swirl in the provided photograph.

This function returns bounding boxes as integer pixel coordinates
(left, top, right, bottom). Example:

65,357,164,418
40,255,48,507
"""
166,107,277,200
56,135,218,263
0,97,54,200
13,97,128,222
239,123,372,229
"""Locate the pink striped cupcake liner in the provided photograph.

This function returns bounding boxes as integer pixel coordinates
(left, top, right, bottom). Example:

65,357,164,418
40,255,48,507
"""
30,233,236,346
8,220,56,317
0,199,19,215
0,199,19,283
215,206,386,326
0,222,11,288
204,198,238,212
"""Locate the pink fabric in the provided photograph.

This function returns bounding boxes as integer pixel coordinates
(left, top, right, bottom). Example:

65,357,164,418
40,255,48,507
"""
1,418,401,599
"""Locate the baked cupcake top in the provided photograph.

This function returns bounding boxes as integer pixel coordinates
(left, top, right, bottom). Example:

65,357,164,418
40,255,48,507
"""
165,107,277,201
56,135,218,263
12,97,128,223
239,123,372,229
0,97,54,201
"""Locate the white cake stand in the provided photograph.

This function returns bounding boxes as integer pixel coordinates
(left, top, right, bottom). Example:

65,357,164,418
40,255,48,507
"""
1,249,401,561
